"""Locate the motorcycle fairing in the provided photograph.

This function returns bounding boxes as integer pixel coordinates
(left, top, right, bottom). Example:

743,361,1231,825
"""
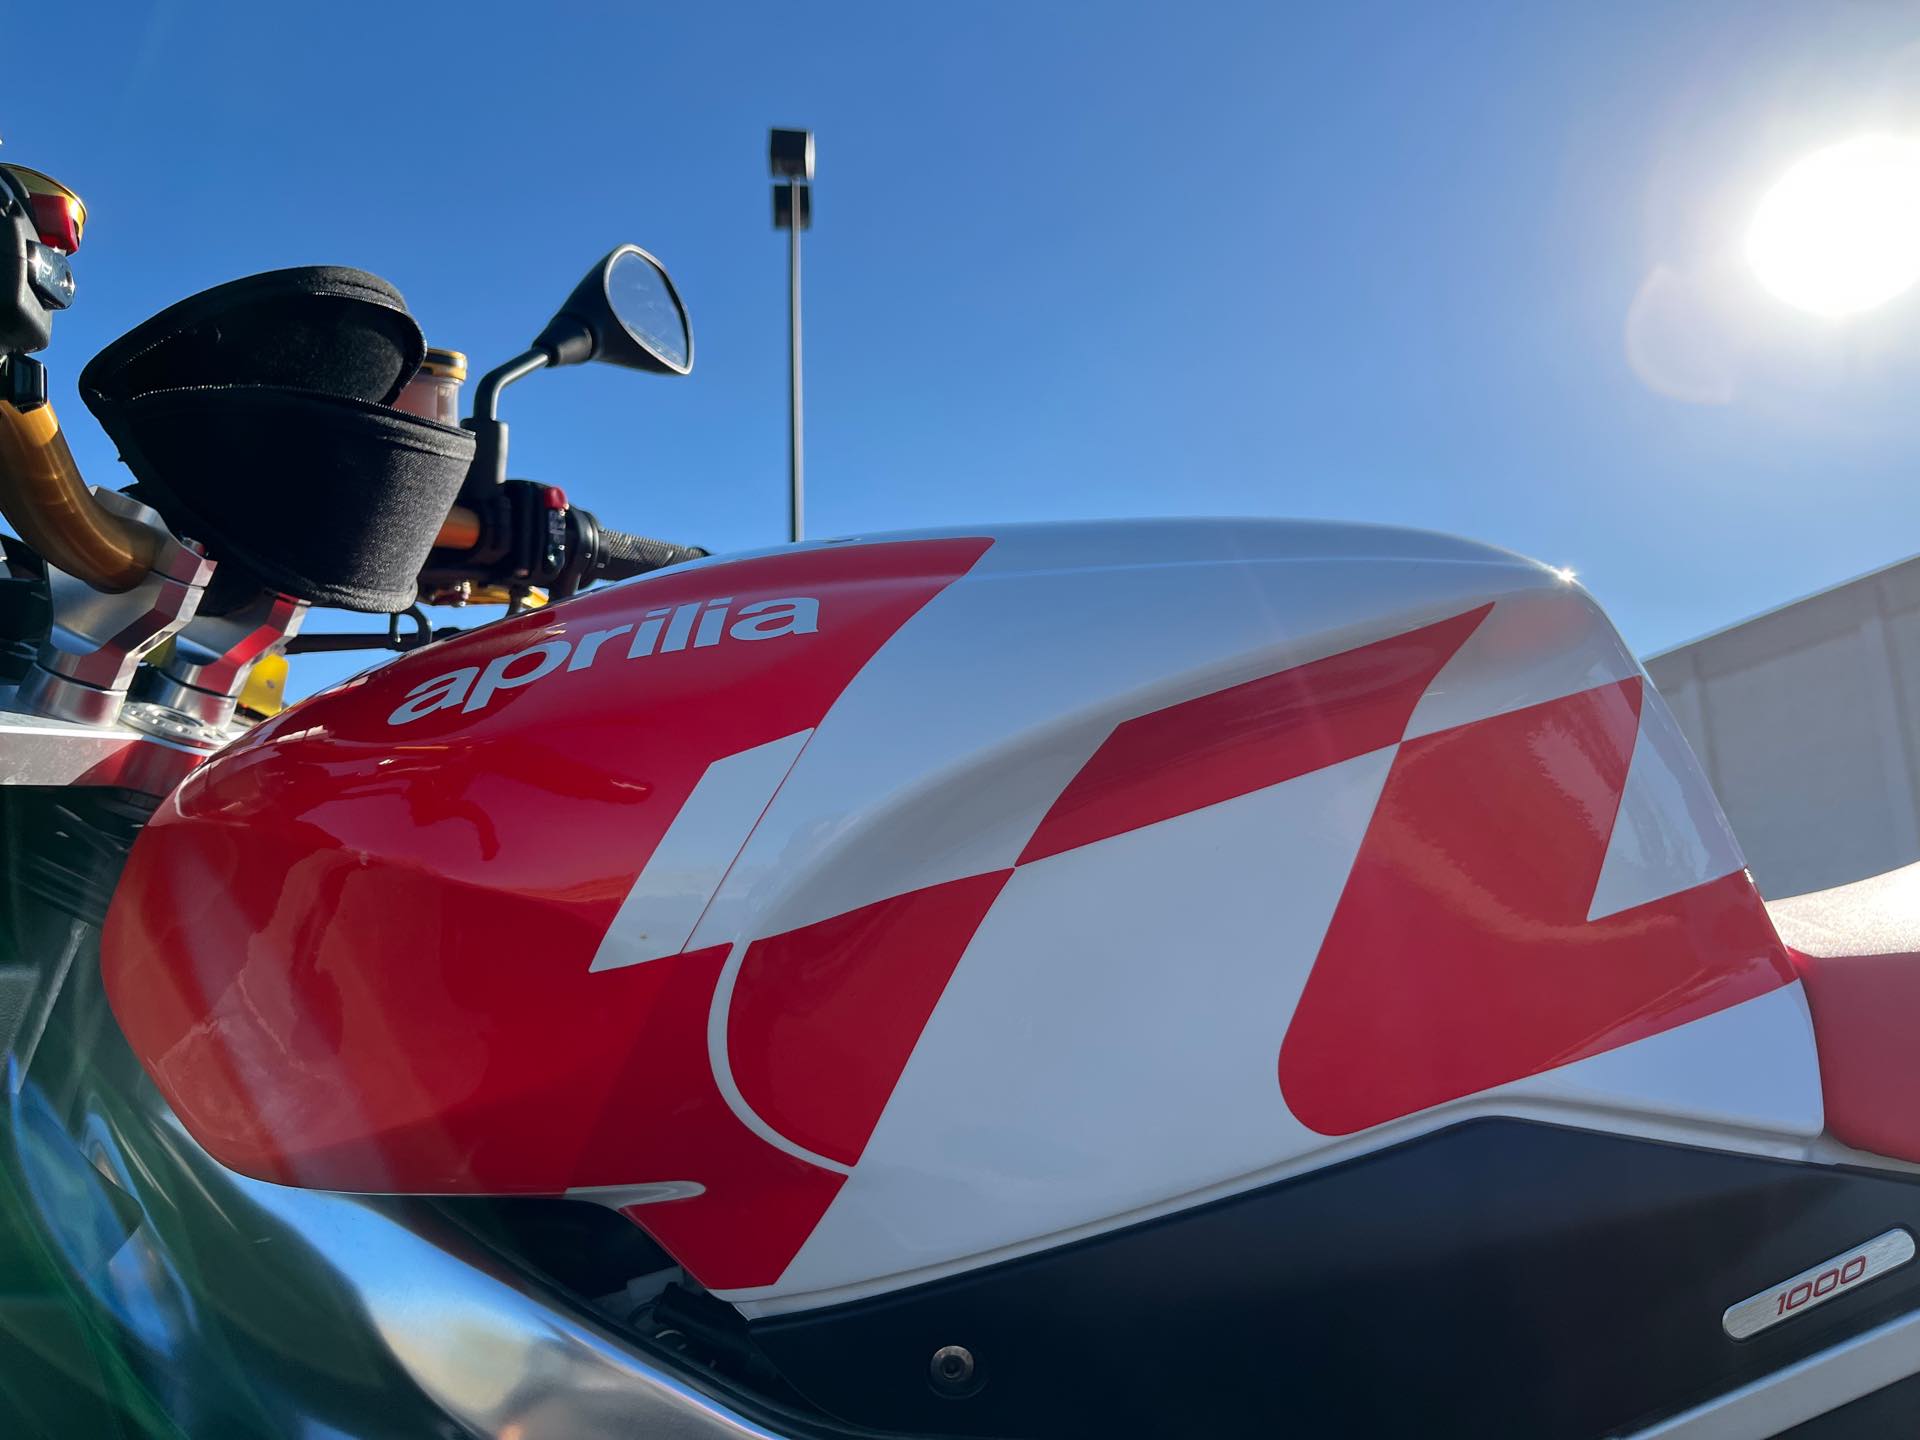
101,520,1818,1306
104,536,992,1288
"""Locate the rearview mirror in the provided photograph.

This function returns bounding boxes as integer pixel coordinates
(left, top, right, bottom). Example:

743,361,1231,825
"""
531,244,692,375
462,244,695,498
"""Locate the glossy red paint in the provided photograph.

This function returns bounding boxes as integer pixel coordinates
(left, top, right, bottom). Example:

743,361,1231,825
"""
728,871,1015,1166
102,539,988,1286
584,944,848,1293
1790,948,1920,1163
1018,605,1490,864
1279,677,1796,1135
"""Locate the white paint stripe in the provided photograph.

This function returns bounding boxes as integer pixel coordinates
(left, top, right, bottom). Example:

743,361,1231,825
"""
728,982,1822,1314
1587,694,1745,922
766,751,1395,1301
590,730,811,972
1501,982,1822,1136
705,941,854,1175
1405,584,1640,741
725,1091,1827,1317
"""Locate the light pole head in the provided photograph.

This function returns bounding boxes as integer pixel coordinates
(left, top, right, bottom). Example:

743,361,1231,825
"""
773,183,812,232
770,129,814,181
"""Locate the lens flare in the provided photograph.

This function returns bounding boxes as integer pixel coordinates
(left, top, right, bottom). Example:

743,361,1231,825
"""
1747,135,1920,317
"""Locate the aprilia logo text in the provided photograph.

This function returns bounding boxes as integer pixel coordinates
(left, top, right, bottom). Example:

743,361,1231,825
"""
387,595,819,725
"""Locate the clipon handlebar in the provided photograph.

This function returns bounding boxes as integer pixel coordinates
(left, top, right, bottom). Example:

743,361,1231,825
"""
0,407,702,609
590,527,708,583
424,484,706,605
434,505,482,551
0,395,168,592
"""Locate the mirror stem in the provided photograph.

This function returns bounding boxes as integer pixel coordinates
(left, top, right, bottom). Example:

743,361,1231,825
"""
471,348,550,425
459,348,550,502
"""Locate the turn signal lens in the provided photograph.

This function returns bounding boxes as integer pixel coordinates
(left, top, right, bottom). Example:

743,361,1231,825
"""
1,165,86,253
28,193,82,254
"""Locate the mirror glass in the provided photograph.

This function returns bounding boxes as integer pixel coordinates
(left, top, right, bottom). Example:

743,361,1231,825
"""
606,251,689,372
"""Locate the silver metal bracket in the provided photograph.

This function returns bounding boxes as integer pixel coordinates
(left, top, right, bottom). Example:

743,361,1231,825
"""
16,489,213,727
131,588,306,738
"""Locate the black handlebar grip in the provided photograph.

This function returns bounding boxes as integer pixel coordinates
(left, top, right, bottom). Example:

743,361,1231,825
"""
593,527,709,582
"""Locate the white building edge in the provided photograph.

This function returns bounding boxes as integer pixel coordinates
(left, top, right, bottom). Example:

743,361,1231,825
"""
1645,554,1920,900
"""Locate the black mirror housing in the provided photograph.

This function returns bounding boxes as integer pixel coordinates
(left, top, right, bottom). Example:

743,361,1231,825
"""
531,244,692,376
461,244,693,504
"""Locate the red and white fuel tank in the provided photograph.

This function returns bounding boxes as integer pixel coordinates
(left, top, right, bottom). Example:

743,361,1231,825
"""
102,520,1819,1313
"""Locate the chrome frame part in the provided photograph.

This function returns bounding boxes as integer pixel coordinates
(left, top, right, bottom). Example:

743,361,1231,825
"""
133,588,305,733
25,241,74,311
0,707,206,789
16,489,211,726
238,1183,814,1440
10,1021,829,1440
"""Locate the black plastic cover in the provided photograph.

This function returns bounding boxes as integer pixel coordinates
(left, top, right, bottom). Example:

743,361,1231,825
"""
80,267,471,612
0,171,55,355
753,1120,1920,1438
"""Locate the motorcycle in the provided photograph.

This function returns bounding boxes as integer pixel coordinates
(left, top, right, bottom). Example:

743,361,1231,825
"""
2,156,1919,1440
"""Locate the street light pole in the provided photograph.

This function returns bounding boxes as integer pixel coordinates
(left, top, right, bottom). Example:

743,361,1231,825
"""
787,196,802,545
770,129,813,543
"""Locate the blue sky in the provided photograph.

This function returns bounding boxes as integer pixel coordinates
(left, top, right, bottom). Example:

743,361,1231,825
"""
13,1,1920,695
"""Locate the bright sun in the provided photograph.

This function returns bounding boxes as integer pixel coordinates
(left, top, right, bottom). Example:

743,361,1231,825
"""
1748,135,1920,317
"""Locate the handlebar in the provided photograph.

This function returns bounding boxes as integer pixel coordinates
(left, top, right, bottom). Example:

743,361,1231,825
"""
591,527,707,582
425,486,706,602
435,505,482,551
0,395,168,592
0,409,698,608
